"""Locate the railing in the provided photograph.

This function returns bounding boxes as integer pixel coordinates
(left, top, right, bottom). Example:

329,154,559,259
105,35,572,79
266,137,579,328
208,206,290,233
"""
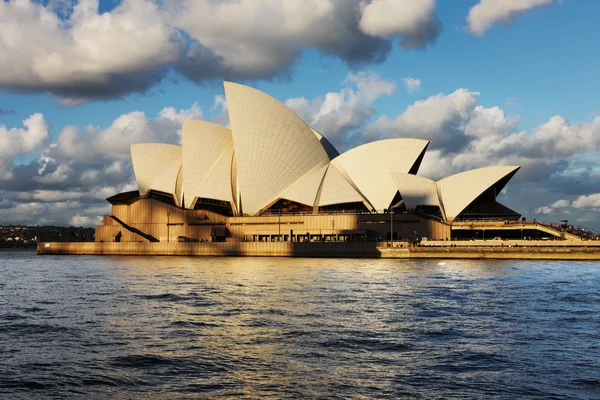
259,209,379,217
451,219,584,240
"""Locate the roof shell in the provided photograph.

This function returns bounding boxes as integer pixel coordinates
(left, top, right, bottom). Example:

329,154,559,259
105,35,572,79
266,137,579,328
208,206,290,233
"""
130,143,181,202
331,138,429,212
391,173,439,209
317,164,368,207
437,165,520,221
194,141,234,206
181,120,234,208
280,161,329,207
224,81,330,215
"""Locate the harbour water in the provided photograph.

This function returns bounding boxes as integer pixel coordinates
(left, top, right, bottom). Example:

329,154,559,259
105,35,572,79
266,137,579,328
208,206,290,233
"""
1,250,599,398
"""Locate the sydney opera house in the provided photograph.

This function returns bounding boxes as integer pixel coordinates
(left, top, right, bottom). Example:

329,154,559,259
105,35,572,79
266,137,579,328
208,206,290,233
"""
95,82,522,244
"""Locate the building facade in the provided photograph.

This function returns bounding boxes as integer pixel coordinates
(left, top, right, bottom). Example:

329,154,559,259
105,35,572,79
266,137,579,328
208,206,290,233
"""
95,82,520,243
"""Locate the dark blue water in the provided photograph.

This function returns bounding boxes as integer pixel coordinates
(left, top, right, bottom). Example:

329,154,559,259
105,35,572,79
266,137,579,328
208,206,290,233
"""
1,250,599,399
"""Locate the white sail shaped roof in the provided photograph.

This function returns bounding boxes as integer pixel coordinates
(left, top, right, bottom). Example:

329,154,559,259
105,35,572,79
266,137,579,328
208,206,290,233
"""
437,165,520,221
280,162,329,207
391,173,439,209
194,142,234,205
332,138,429,212
125,82,521,221
181,120,234,208
317,164,368,207
224,81,330,215
130,143,181,201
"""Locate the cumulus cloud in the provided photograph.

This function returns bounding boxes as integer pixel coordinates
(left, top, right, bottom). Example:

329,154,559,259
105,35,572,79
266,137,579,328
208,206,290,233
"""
358,0,441,48
534,205,555,215
572,194,600,209
44,102,202,162
533,199,570,215
285,72,396,150
0,101,207,226
467,0,553,36
70,213,102,227
363,87,600,184
0,0,179,104
0,0,442,103
0,113,51,179
367,88,481,153
551,199,570,208
403,77,422,94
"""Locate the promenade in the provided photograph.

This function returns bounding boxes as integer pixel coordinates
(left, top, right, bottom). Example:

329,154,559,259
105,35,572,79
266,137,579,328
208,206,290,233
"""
38,240,600,260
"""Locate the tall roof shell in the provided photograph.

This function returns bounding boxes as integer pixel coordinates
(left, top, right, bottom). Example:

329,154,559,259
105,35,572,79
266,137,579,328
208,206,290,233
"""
130,143,181,202
224,82,330,215
317,164,368,207
331,138,429,212
391,173,439,209
181,120,233,208
437,165,520,221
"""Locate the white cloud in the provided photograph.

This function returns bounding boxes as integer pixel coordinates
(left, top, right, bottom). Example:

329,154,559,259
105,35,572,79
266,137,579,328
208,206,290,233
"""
0,113,50,179
285,71,395,150
403,77,422,94
367,88,480,153
0,100,204,226
70,213,102,227
464,106,519,138
358,0,441,47
346,71,396,103
210,94,230,126
34,163,71,184
364,87,600,184
533,199,570,215
0,0,179,103
551,199,570,208
572,194,600,209
467,0,553,36
534,205,555,215
158,101,203,123
80,169,100,184
17,190,83,202
0,0,443,102
43,102,203,161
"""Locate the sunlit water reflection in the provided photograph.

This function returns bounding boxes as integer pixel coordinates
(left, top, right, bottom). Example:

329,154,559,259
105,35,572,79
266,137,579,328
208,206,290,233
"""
1,250,599,398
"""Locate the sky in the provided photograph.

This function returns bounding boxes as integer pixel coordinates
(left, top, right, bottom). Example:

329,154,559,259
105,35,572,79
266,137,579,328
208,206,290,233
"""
1,0,599,229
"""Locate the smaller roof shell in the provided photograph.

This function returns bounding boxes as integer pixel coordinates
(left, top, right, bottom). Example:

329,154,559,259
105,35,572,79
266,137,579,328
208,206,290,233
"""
181,120,234,208
391,173,439,209
316,164,368,207
332,138,429,212
437,165,520,221
130,143,181,202
280,161,329,207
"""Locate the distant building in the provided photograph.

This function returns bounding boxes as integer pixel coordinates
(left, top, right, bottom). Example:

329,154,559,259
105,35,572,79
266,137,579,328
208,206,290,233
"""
95,82,521,243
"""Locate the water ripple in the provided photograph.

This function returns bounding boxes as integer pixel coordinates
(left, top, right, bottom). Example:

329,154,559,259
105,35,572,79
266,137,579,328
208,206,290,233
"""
1,251,600,398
